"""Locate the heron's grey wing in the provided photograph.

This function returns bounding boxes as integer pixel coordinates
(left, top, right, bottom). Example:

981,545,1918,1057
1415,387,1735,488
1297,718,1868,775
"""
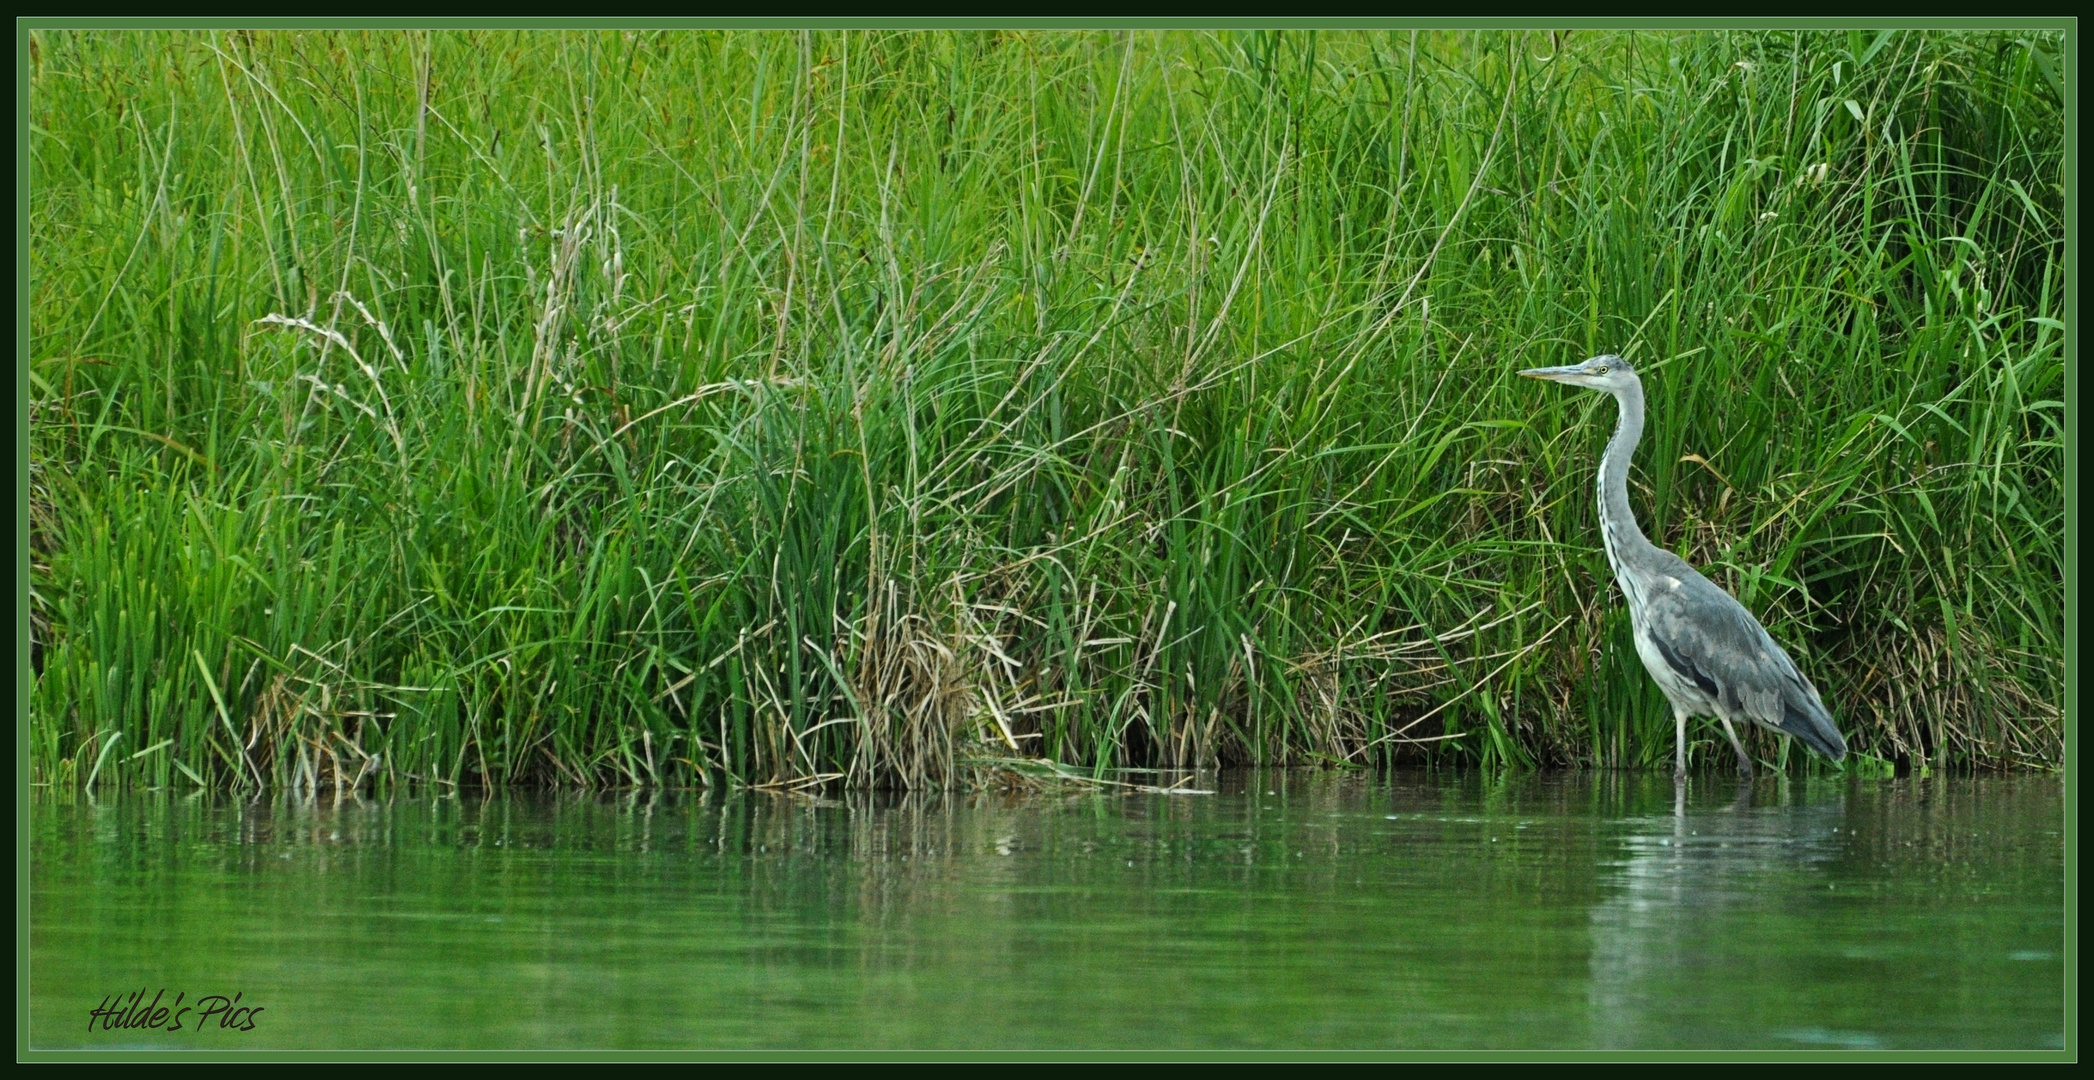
1639,560,1847,760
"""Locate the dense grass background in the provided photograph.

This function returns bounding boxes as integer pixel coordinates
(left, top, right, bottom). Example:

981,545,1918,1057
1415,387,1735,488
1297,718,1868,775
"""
28,29,2064,791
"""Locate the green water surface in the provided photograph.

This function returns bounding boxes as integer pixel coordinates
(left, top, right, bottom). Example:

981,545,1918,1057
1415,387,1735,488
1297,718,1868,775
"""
29,772,2066,1051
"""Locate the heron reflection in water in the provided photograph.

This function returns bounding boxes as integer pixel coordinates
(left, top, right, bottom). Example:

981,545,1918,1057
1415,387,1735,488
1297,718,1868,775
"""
1520,355,1847,779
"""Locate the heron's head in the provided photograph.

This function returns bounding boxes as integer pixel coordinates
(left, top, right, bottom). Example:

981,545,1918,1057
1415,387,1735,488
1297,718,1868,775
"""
1518,354,1636,393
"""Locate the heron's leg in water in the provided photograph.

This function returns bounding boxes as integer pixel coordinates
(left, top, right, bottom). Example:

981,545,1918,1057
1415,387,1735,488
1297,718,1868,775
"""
1673,706,1689,780
1716,712,1754,779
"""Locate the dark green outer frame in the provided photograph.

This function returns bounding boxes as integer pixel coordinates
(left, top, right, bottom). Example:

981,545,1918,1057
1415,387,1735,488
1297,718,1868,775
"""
14,15,2074,1064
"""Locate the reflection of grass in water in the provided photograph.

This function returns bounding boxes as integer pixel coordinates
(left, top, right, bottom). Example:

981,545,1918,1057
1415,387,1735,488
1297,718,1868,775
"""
1779,1028,1886,1049
29,775,2067,1049
27,29,2062,791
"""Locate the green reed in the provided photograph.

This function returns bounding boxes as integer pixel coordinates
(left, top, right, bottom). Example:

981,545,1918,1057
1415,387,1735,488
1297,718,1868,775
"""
28,28,2063,790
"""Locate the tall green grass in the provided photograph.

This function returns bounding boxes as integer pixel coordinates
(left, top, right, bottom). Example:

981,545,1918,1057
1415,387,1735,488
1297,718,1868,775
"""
28,29,2064,790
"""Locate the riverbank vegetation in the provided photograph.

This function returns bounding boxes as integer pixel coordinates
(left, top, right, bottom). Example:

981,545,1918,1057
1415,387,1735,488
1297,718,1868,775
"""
29,28,2064,790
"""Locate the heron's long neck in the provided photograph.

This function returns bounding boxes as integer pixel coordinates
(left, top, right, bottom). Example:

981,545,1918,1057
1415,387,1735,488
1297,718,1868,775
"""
1597,380,1657,568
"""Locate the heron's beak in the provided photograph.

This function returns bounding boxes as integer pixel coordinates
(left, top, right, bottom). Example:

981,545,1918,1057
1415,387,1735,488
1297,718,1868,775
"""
1519,364,1586,384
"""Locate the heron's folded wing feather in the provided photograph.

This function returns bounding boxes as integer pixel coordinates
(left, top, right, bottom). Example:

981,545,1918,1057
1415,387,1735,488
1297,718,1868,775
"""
1639,567,1801,724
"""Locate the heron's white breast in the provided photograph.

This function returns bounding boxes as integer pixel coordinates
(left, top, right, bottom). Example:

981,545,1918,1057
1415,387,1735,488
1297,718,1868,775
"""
1631,625,1715,715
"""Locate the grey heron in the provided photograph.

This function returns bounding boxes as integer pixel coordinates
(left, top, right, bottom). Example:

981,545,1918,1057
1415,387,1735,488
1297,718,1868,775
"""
1520,355,1847,779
